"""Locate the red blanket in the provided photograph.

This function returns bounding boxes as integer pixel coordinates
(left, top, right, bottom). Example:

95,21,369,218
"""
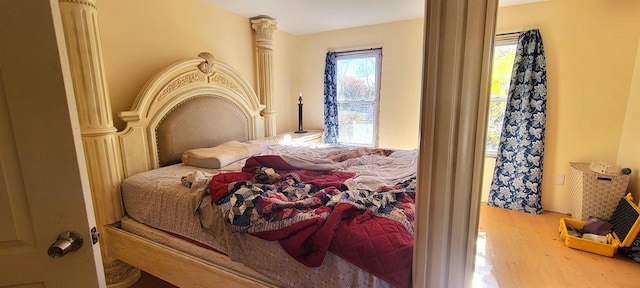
211,155,414,288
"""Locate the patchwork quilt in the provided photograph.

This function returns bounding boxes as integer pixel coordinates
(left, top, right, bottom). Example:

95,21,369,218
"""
210,155,415,288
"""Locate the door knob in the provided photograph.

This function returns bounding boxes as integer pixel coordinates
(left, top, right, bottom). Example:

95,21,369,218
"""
47,231,83,258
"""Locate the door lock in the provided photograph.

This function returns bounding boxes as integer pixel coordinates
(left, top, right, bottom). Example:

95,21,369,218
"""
47,231,83,258
91,227,100,244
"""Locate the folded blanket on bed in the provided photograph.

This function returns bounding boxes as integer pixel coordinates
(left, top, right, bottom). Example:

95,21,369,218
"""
210,155,414,288
182,141,261,168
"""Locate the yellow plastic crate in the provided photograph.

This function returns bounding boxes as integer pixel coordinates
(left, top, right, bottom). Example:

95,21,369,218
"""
559,193,640,257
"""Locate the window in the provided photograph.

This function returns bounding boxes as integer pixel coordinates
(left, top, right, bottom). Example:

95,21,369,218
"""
486,36,517,156
335,49,382,147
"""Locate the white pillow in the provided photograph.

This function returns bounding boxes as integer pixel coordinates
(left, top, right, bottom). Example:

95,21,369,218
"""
182,141,261,168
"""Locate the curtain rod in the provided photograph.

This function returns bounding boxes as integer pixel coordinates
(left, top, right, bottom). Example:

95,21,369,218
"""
496,31,520,37
334,47,382,54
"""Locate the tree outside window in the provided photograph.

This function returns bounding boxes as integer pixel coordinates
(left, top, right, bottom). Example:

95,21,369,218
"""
336,49,381,147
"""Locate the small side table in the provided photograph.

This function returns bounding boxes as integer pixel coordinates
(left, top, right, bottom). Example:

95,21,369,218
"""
280,130,324,143
253,130,324,145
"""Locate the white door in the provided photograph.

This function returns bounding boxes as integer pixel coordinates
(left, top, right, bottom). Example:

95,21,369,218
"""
0,0,106,287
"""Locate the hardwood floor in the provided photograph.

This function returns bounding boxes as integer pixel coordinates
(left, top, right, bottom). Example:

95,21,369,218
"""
475,203,640,288
130,203,640,287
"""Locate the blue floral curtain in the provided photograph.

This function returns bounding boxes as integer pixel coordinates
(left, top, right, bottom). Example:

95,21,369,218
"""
323,52,339,144
488,29,547,214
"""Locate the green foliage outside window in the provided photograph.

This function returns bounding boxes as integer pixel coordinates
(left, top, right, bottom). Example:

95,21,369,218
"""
486,44,516,155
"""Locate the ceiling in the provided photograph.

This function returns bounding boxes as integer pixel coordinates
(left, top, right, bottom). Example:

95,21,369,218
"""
203,0,546,35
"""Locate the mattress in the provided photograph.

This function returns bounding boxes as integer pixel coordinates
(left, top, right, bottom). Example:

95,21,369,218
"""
121,162,234,253
120,142,418,287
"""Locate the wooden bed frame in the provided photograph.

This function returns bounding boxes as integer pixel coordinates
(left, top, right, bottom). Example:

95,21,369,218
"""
106,53,272,287
106,52,274,287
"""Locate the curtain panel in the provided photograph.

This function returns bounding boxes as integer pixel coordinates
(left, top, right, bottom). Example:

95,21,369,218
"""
488,29,547,214
323,52,339,144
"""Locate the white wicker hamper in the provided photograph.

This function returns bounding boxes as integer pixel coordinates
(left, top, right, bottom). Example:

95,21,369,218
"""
568,162,630,221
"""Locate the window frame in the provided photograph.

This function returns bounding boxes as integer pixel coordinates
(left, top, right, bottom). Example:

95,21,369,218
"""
335,48,382,147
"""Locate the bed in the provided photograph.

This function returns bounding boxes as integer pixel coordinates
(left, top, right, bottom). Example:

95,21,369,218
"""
106,52,417,288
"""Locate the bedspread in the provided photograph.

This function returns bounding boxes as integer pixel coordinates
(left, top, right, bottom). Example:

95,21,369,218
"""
211,155,414,288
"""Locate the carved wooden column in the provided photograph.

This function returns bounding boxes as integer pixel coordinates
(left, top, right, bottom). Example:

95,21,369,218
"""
250,16,278,136
58,1,140,287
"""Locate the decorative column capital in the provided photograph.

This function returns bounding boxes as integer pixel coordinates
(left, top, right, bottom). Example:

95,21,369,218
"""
250,15,277,41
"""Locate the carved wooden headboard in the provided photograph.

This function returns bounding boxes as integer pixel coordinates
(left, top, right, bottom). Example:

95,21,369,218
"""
116,52,265,178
